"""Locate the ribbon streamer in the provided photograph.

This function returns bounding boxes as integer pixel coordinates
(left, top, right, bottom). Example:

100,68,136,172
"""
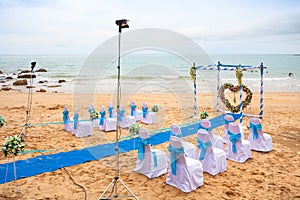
168,145,184,176
197,138,212,160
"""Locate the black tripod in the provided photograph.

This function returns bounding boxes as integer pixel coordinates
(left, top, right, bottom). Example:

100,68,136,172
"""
98,19,138,200
19,61,36,138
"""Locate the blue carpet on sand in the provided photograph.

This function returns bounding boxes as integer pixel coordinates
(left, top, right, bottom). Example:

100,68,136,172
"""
0,113,240,184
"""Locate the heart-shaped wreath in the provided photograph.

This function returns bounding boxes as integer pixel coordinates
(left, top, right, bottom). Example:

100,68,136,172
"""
219,83,253,113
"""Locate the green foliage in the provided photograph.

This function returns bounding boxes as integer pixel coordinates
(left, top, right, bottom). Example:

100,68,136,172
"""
2,135,25,157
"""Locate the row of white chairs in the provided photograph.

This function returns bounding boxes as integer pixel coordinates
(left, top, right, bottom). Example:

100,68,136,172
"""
134,117,272,193
62,103,157,137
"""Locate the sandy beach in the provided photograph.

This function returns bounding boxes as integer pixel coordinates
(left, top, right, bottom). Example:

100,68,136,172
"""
0,91,299,199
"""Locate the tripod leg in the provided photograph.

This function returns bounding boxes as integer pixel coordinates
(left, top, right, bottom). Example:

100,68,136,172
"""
98,178,116,200
118,178,139,200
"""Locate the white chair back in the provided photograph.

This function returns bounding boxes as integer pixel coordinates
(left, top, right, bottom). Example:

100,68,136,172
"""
139,128,149,139
250,118,263,135
228,122,242,148
169,136,185,165
170,124,181,137
200,119,211,129
197,129,213,154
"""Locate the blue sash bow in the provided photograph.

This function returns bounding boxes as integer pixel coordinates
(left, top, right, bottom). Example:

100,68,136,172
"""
137,137,150,161
168,145,184,176
130,105,136,116
62,110,69,124
225,119,234,124
197,124,208,131
142,106,148,118
118,109,125,122
99,111,105,125
108,106,113,118
228,130,241,153
250,122,261,140
197,138,212,160
73,113,79,129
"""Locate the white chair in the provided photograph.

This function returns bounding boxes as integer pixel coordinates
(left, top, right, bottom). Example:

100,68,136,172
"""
248,118,272,152
198,119,223,149
225,122,252,163
170,124,196,159
118,105,136,128
73,109,92,138
166,136,204,193
134,129,168,178
103,103,117,132
88,104,99,128
197,129,226,176
130,100,143,121
62,105,73,132
99,105,106,131
141,102,156,125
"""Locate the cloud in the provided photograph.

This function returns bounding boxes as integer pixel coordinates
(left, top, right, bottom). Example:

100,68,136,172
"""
0,0,299,54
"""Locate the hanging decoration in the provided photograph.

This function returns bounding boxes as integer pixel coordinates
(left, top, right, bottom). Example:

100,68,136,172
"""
189,65,196,81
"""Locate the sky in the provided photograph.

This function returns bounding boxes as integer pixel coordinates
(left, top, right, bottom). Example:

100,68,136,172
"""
0,0,299,55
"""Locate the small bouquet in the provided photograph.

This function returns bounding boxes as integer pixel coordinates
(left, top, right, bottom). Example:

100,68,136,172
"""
199,111,209,119
151,104,159,112
129,123,141,135
0,115,6,127
2,135,25,157
89,110,99,120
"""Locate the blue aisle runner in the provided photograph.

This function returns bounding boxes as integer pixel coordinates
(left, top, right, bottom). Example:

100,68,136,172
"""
0,113,239,184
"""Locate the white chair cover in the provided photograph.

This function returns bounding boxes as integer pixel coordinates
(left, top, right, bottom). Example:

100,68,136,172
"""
198,119,223,149
134,129,168,178
103,103,117,132
248,118,272,152
197,129,226,176
73,109,92,138
104,118,116,132
62,105,73,132
166,136,204,193
225,122,252,163
130,100,143,121
141,103,157,124
170,124,196,159
118,105,136,128
91,119,100,128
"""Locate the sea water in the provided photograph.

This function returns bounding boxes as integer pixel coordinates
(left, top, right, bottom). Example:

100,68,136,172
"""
0,53,299,93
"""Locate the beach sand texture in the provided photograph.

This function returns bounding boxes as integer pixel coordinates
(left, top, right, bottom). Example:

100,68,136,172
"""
0,91,299,199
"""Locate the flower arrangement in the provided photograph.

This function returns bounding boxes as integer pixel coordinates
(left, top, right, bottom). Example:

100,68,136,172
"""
190,65,196,81
151,104,159,112
0,115,6,127
218,82,252,113
129,123,141,135
199,111,209,119
89,109,99,120
2,135,25,157
236,67,243,86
